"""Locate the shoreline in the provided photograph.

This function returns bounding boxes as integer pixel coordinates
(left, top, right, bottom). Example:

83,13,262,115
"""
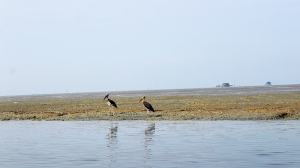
1,85,300,121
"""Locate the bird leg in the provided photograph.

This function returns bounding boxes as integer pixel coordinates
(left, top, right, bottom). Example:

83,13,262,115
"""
109,107,115,116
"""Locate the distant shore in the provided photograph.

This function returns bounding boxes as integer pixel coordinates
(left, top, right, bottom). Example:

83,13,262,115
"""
1,85,300,121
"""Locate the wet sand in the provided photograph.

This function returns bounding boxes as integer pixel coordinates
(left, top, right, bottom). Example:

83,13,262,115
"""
1,85,300,121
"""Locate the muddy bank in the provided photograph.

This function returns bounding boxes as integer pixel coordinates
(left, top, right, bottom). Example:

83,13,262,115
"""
1,85,300,121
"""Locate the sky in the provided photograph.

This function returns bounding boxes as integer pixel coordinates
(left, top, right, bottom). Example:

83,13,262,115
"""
1,0,300,96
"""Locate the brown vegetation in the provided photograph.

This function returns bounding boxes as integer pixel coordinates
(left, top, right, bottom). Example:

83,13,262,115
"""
1,87,300,121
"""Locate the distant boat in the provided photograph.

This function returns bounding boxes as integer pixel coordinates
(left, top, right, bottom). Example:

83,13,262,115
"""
265,82,272,86
222,83,230,87
216,83,232,87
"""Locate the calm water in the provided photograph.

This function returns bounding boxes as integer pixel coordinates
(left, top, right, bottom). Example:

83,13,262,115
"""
0,120,300,167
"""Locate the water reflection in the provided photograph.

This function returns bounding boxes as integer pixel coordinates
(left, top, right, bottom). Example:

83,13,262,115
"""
144,122,155,136
107,121,118,166
108,121,118,139
1,121,300,168
143,122,155,164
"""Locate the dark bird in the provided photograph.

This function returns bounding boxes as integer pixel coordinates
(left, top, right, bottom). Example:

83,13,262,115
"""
104,93,117,116
140,96,154,113
104,93,118,108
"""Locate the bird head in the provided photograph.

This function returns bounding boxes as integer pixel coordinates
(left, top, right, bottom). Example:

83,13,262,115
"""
103,93,109,100
139,96,145,103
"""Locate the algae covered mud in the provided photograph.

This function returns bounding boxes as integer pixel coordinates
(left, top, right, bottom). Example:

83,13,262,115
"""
1,85,300,121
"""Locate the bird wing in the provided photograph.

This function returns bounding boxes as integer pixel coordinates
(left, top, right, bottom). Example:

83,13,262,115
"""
109,99,118,108
143,102,154,112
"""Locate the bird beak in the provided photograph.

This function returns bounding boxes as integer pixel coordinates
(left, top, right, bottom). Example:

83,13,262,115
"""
139,99,142,102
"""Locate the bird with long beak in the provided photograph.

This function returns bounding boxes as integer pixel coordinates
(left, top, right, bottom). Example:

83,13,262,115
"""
140,96,154,113
104,93,118,115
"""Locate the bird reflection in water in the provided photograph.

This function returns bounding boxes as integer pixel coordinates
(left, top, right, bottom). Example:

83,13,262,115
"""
143,122,155,162
108,121,118,139
107,121,118,166
144,123,155,136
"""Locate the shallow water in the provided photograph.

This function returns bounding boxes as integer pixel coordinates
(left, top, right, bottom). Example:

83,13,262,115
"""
0,121,300,167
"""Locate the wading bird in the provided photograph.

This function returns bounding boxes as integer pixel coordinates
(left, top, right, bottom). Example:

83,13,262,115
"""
140,96,154,113
104,93,117,116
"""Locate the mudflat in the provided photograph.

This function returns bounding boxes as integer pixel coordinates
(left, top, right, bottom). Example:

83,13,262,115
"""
1,85,300,121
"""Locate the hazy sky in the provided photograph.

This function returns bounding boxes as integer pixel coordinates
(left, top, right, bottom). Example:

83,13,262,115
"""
1,0,300,96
